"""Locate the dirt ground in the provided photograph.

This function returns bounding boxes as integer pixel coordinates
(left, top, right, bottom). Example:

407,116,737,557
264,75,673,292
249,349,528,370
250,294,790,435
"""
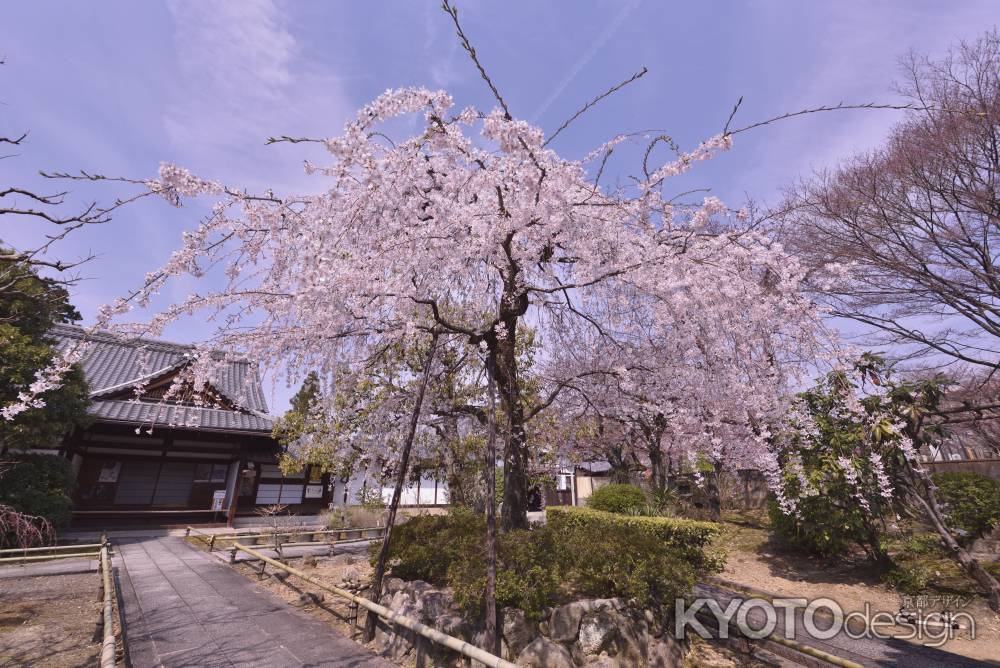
717,516,1000,663
233,550,386,656
0,572,102,667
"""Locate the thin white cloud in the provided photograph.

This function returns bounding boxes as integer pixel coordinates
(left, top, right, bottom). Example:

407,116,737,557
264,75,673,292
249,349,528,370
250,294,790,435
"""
163,0,350,189
530,0,642,124
422,2,463,88
165,0,295,146
739,1,1000,199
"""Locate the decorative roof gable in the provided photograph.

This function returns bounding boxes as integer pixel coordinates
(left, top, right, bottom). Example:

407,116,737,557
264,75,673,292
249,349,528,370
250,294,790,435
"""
50,324,274,434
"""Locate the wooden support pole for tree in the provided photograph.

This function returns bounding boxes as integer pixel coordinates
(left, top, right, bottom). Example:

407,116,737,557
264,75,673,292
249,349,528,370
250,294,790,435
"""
483,357,499,655
363,332,440,643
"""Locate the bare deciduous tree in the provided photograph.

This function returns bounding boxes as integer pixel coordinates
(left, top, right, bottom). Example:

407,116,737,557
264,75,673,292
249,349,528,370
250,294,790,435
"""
0,58,151,316
781,31,1000,372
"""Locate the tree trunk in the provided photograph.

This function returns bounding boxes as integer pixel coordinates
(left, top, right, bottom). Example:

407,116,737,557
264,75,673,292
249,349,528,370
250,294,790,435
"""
704,461,723,521
646,431,667,495
363,333,439,642
909,463,1000,612
491,319,530,531
483,358,499,655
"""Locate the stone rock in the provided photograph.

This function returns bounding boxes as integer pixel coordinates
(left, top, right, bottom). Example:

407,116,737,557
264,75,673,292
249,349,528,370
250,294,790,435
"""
608,610,645,665
550,599,619,642
328,553,357,565
374,621,416,660
582,654,618,668
420,590,452,620
578,610,618,655
301,554,317,568
648,633,686,668
502,608,537,659
435,613,472,638
516,637,574,668
382,577,406,595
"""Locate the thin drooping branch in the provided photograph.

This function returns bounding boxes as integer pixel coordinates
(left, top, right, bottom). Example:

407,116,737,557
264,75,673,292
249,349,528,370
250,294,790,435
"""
727,101,928,136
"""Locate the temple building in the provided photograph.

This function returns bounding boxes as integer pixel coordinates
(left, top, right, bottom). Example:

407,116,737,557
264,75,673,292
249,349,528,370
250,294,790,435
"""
51,325,331,526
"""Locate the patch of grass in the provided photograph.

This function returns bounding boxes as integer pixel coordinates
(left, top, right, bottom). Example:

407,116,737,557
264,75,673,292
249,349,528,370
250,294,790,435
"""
883,531,981,597
715,520,769,555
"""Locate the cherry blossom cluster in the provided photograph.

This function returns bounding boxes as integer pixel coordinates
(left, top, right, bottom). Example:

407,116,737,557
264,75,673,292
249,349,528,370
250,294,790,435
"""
0,347,85,420
4,85,839,504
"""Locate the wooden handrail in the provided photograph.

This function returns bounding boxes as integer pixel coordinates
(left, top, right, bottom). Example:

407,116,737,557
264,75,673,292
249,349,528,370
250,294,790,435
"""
185,525,385,551
0,551,101,564
0,542,104,556
232,542,515,668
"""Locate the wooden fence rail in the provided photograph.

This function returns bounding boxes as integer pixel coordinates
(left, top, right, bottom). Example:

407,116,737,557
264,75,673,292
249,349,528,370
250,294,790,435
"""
231,542,515,668
185,526,385,552
0,541,105,565
0,542,105,555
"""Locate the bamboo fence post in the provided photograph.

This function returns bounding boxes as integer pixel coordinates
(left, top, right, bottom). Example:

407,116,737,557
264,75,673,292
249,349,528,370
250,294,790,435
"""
99,544,116,667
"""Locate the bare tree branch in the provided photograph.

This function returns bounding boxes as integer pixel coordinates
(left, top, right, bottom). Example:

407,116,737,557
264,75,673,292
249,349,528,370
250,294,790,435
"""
543,66,648,148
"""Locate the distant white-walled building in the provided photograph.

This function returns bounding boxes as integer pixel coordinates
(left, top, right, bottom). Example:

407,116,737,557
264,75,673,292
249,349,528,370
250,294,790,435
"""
327,461,450,508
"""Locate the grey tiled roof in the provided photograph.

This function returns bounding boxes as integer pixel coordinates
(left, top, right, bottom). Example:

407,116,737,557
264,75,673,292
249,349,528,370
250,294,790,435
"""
88,400,274,432
50,324,274,434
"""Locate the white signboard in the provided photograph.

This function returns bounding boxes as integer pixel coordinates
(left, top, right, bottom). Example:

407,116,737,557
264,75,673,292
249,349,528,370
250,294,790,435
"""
211,490,227,511
98,461,121,483
304,485,323,499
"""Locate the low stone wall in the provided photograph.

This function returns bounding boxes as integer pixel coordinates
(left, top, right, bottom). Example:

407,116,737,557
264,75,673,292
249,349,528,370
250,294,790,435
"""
925,459,1000,484
373,577,685,667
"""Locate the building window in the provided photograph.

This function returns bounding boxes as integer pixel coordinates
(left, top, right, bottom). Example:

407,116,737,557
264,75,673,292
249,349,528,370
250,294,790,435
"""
556,473,572,491
254,463,305,505
194,463,229,483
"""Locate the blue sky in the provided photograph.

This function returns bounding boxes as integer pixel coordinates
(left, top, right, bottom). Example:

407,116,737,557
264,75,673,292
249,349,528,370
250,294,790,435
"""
2,1,997,411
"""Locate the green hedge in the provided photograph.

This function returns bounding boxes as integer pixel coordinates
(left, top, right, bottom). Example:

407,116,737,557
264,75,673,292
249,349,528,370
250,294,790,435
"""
585,483,647,514
376,506,723,616
546,506,723,576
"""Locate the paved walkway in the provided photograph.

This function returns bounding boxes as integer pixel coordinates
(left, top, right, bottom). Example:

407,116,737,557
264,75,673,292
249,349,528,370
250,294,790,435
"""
116,536,393,667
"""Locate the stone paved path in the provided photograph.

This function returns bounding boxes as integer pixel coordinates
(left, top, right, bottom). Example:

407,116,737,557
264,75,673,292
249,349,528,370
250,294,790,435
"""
116,536,394,667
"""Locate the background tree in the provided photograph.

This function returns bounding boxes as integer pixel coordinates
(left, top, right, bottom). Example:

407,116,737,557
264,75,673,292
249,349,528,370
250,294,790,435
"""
0,254,90,452
0,254,89,548
773,355,1000,610
781,31,1000,373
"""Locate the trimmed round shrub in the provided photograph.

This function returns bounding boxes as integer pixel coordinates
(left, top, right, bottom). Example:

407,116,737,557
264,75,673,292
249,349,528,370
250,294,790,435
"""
586,483,646,514
932,471,1000,543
